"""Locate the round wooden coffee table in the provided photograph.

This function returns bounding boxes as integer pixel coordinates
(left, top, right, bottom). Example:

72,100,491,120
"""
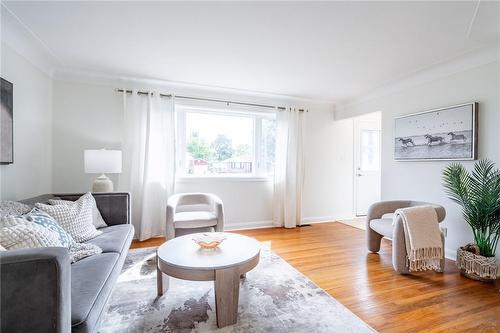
156,233,260,328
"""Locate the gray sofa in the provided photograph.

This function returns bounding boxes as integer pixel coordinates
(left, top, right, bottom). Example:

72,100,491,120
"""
0,192,134,333
366,200,446,274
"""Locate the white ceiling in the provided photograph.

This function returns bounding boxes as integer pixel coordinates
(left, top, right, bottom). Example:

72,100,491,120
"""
2,1,499,102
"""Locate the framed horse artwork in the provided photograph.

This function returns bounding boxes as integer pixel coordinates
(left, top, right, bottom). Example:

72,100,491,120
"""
394,102,478,161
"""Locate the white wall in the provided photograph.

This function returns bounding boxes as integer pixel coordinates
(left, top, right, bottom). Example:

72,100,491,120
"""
52,81,122,192
51,75,354,230
337,61,500,258
0,43,53,200
302,111,354,222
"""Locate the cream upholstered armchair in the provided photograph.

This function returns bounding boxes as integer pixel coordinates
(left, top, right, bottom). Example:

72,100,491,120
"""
366,200,446,274
166,193,224,240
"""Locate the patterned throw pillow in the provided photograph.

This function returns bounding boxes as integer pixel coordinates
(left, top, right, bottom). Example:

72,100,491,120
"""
49,194,107,228
0,201,31,218
0,212,102,262
69,242,102,262
36,192,102,243
22,208,74,248
0,216,64,250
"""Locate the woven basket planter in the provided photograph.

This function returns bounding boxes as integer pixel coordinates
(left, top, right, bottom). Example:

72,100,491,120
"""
456,247,498,282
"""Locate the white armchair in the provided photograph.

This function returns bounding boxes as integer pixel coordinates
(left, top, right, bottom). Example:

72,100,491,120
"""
166,193,224,239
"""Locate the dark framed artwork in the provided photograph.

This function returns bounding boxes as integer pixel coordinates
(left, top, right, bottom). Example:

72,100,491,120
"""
394,102,478,161
1,78,14,164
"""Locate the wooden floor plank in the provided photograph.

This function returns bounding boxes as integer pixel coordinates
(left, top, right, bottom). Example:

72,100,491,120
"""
131,222,500,332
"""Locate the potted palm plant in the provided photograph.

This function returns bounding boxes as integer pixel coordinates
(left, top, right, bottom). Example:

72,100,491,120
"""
442,159,499,281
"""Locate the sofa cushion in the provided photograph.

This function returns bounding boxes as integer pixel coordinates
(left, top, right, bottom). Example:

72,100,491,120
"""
84,224,134,253
174,211,217,228
71,253,119,327
370,218,394,238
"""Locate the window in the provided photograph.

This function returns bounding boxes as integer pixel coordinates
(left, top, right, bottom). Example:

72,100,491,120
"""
176,106,276,178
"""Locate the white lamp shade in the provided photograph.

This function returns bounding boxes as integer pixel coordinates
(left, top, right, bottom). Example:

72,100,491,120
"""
84,149,122,174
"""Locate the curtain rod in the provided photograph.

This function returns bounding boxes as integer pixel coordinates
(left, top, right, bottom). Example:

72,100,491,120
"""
115,89,308,112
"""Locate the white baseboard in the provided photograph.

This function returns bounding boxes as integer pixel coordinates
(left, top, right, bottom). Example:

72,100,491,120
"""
445,248,457,261
301,215,354,224
225,220,274,231
226,215,355,231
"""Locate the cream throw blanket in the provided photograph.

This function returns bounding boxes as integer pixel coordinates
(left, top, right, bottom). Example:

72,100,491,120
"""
394,206,443,271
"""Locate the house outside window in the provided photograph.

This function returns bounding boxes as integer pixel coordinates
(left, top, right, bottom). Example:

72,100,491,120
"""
176,105,276,178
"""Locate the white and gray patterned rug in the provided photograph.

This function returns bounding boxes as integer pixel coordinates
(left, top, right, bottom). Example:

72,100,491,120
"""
98,245,375,333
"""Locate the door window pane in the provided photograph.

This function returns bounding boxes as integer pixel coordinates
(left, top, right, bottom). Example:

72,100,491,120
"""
360,129,380,171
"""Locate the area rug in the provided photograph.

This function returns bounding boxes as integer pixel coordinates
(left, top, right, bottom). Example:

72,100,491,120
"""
98,245,376,333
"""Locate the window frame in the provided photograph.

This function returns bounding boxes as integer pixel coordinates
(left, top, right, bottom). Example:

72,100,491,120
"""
175,105,275,181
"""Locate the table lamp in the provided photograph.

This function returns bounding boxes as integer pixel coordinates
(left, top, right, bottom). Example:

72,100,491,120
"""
84,149,122,192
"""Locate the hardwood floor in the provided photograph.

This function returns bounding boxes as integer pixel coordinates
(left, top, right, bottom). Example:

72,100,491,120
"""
131,222,500,332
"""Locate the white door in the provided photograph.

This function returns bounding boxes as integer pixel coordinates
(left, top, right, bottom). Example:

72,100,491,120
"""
354,119,381,216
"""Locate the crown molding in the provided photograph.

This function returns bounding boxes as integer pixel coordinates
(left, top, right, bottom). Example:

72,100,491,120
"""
337,42,500,114
1,3,60,77
53,67,334,107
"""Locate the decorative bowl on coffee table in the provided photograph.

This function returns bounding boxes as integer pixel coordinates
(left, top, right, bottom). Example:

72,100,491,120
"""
192,232,226,249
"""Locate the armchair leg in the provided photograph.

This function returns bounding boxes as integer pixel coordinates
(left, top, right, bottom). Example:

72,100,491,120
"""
367,228,383,253
215,222,224,233
437,232,446,273
166,225,175,241
393,220,410,274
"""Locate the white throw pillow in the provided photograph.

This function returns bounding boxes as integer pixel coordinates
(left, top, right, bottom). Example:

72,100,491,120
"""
0,201,31,218
49,194,107,228
69,242,102,262
0,208,102,262
36,192,102,242
22,208,74,247
0,215,64,250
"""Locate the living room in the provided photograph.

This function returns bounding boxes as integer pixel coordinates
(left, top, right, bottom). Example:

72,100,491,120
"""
0,1,499,332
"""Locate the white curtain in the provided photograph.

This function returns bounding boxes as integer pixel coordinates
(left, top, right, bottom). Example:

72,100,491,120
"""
120,91,176,241
273,108,305,228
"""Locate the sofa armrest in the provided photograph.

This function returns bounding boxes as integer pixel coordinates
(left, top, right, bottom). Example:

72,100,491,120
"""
0,247,71,333
56,192,131,226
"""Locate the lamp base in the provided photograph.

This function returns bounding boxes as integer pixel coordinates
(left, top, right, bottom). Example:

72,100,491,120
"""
92,174,113,192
